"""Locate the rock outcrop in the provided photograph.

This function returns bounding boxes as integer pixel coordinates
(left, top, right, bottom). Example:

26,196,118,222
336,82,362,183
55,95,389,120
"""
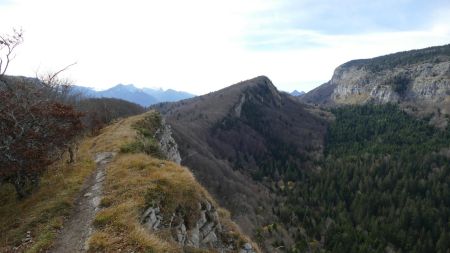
155,118,182,164
328,61,450,104
140,199,256,253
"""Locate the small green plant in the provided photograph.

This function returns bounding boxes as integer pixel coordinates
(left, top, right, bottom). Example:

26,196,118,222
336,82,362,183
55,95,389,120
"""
119,112,165,158
93,209,115,228
120,141,144,153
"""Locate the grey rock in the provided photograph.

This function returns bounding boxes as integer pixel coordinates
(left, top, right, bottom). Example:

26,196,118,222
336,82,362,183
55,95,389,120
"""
329,61,450,105
94,152,116,165
201,230,217,244
239,242,256,253
141,207,162,231
234,94,246,117
140,199,245,252
187,227,200,248
154,119,182,164
176,223,187,244
92,196,101,207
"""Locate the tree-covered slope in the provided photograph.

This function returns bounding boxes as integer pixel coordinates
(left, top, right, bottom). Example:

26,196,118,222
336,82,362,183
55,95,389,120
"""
279,104,450,252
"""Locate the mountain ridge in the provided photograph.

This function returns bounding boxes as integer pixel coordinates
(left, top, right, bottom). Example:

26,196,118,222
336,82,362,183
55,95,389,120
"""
290,90,305,96
72,84,195,107
155,76,329,252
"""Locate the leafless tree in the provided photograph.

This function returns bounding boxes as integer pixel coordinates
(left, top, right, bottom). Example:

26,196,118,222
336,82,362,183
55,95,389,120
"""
0,28,23,77
37,62,78,103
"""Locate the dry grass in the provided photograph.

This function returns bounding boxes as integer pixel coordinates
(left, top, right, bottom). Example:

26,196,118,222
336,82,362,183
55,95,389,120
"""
0,137,96,252
88,153,206,252
88,112,257,252
88,114,145,153
0,113,148,252
0,111,257,252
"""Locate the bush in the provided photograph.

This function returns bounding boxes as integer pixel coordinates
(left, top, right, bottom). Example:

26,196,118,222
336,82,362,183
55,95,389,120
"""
0,78,83,198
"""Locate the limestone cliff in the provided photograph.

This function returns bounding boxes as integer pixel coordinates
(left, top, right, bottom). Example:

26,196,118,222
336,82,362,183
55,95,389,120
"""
301,44,450,109
329,60,450,104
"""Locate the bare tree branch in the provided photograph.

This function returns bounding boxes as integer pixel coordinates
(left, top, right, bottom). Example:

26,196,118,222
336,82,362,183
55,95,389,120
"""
0,28,23,77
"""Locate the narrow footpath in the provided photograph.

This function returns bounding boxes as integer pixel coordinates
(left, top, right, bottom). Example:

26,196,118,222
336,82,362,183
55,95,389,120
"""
49,152,116,253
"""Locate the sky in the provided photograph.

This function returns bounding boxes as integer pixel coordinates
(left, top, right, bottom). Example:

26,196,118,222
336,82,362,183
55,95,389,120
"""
0,0,450,95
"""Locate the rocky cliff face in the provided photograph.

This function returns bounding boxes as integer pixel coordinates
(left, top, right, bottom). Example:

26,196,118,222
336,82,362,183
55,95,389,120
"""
155,118,182,164
329,60,450,104
141,199,257,253
302,44,450,107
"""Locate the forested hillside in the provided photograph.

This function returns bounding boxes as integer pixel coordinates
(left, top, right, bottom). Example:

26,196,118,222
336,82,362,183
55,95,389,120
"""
277,104,450,252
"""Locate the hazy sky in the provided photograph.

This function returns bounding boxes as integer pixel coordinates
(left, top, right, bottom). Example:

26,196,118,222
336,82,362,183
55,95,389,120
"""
1,0,450,95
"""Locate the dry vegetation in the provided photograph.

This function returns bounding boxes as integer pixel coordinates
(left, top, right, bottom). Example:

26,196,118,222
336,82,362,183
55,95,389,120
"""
0,135,96,252
0,112,148,252
89,154,200,252
0,110,255,252
156,76,328,251
88,111,254,252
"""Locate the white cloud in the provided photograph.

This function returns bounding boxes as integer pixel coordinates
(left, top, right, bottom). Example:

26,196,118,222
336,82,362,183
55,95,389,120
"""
0,0,449,94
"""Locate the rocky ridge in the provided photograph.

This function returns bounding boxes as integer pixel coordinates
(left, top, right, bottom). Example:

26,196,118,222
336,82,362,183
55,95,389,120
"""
135,111,257,252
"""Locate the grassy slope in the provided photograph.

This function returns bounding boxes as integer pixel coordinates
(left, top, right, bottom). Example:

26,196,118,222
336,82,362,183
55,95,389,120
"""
0,111,256,253
89,111,256,252
0,134,96,252
0,112,141,252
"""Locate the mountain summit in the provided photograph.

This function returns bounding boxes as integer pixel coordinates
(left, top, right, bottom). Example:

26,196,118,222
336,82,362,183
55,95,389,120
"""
155,76,328,251
73,84,195,107
290,90,305,96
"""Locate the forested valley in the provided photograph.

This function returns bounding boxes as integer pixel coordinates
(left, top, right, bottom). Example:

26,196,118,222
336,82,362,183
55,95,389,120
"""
270,104,450,252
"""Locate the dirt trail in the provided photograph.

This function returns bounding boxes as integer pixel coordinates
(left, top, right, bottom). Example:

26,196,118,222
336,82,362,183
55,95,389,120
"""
49,152,116,253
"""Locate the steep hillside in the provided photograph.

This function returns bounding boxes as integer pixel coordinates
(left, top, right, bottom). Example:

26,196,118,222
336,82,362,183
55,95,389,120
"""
155,76,329,251
0,110,258,253
301,44,450,125
283,104,450,252
85,111,258,253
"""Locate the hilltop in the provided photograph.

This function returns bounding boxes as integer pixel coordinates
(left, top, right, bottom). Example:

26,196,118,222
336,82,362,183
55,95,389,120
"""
155,76,329,251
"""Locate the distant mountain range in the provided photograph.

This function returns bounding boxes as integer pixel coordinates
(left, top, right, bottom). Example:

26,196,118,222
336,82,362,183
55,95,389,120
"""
72,84,195,106
290,90,305,96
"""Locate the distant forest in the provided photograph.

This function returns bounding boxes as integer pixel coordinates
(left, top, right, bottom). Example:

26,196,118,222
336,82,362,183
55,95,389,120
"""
341,44,450,72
